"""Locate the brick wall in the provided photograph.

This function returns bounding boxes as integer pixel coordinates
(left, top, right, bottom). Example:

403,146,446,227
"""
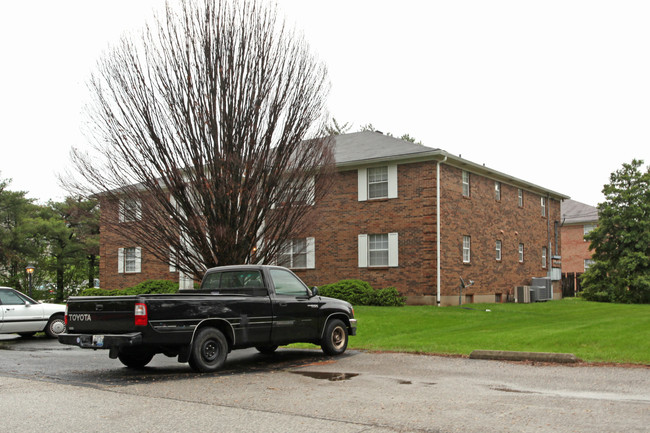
560,224,592,273
437,165,561,304
98,159,563,304
99,198,178,290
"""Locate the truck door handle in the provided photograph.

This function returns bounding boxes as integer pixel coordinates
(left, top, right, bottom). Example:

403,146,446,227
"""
279,303,287,307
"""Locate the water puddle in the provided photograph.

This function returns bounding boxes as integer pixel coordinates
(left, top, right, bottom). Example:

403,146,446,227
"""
291,371,359,381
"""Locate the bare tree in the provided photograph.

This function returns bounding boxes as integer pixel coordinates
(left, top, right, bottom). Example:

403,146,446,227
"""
65,0,333,282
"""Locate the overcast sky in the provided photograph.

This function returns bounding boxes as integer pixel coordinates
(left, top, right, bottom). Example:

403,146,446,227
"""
1,0,649,207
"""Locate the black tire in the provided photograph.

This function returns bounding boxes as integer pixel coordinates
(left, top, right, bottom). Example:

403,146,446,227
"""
118,348,155,369
255,345,278,355
321,319,348,356
44,314,66,338
189,327,228,373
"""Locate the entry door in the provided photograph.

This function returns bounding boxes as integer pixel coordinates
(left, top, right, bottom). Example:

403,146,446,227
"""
269,268,320,343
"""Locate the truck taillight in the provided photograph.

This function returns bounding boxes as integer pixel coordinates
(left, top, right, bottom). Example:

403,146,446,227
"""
64,304,68,325
134,303,148,326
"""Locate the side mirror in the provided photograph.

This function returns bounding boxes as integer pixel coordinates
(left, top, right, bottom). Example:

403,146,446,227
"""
310,287,319,297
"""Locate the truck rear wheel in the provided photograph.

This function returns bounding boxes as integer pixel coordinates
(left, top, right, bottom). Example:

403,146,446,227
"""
189,327,228,373
118,348,155,369
321,319,348,356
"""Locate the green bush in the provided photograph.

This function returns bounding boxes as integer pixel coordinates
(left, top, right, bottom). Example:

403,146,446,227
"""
373,287,406,307
318,279,405,306
78,280,179,296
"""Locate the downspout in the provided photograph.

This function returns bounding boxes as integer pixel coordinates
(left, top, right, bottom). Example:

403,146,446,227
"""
547,193,551,277
437,156,447,307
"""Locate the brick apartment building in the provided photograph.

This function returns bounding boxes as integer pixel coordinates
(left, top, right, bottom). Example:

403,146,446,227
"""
560,199,599,295
99,131,568,306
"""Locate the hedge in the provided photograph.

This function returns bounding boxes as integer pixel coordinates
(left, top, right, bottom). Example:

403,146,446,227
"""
318,279,405,306
79,280,179,296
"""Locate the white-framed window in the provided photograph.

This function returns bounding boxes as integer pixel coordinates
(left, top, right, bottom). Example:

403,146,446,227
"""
584,259,595,271
358,164,398,201
462,171,470,197
583,223,597,237
118,247,141,273
518,189,523,207
496,240,502,261
278,238,315,269
358,233,398,267
368,234,389,266
541,197,547,217
368,166,389,199
518,243,524,263
462,236,471,263
119,198,142,222
495,181,501,201
542,246,547,268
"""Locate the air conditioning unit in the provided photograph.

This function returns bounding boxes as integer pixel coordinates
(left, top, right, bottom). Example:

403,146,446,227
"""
516,286,532,303
531,277,552,301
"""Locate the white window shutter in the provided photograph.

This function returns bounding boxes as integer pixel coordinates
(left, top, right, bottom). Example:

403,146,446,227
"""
358,169,367,201
388,232,399,267
306,237,315,269
117,248,124,273
358,234,368,268
169,247,177,272
118,200,125,223
388,164,398,199
135,200,142,220
134,247,142,273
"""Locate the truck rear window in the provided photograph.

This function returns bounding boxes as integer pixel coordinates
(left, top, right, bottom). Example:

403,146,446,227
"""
201,270,265,291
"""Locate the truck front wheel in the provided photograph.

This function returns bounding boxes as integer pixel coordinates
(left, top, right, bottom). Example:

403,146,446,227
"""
189,327,228,373
321,319,348,356
118,348,155,369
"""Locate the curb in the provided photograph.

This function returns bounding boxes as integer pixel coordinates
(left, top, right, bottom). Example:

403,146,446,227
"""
469,350,581,364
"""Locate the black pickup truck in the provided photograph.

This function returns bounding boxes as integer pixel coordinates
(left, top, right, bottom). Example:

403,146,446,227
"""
58,265,357,372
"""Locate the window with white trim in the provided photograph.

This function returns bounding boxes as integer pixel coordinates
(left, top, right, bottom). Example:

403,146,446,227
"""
463,236,471,263
542,246,547,268
584,259,594,270
358,165,398,201
119,198,142,223
495,181,501,201
518,189,524,207
278,238,315,269
496,240,502,261
541,197,547,217
462,171,470,197
358,233,398,267
583,223,596,237
368,166,389,199
518,243,524,263
118,247,141,273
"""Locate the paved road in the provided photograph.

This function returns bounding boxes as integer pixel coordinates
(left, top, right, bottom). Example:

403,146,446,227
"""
1,334,648,432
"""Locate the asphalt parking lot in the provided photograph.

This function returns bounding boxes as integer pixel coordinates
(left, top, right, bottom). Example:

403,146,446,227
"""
1,335,648,433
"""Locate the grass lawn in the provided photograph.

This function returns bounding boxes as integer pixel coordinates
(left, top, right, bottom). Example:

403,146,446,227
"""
327,299,650,364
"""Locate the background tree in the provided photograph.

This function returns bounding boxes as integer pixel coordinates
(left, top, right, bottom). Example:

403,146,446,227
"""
582,159,650,303
325,118,352,135
65,0,333,282
0,176,41,290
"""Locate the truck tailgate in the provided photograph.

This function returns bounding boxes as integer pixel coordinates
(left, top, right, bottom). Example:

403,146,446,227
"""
65,296,137,334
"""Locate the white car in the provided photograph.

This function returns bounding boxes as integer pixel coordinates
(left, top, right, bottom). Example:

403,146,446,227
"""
0,287,66,338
